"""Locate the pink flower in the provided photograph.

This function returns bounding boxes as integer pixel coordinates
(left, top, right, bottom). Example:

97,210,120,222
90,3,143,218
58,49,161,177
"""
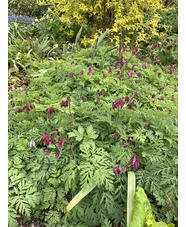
44,137,50,146
109,67,113,74
118,165,122,173
92,70,95,75
55,147,60,160
25,108,29,114
23,89,28,94
174,87,177,92
82,96,86,102
38,96,40,102
97,92,103,96
136,46,139,52
30,140,35,147
80,70,84,75
71,73,75,78
115,133,120,141
123,144,128,147
71,55,74,59
154,68,158,72
103,73,107,78
152,94,156,98
139,54,142,58
125,96,130,102
42,133,48,142
162,87,165,90
15,107,19,112
58,137,65,148
45,150,49,155
51,135,55,144
117,71,120,75
11,101,15,107
171,96,174,101
97,98,100,102
131,155,139,170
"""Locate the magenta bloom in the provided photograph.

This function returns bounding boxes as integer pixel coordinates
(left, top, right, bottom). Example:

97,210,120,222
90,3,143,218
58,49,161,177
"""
38,96,40,102
97,92,103,96
71,55,74,59
45,150,49,155
136,46,139,52
15,107,19,112
113,165,122,177
162,87,165,90
125,96,130,102
109,67,113,74
154,68,158,72
42,133,48,142
103,73,107,78
148,53,152,57
174,87,177,92
137,73,141,78
80,70,84,75
171,96,174,101
118,165,122,173
82,96,86,102
131,155,139,170
117,71,120,75
123,144,128,147
55,147,60,160
115,133,120,141
139,54,142,58
97,98,100,102
58,137,65,148
152,94,156,98
30,140,35,147
60,100,68,107
158,61,161,65
92,70,95,75
23,89,28,94
44,137,50,146
71,73,75,78
158,73,161,78
11,101,15,107
51,135,55,145
172,59,175,62
160,97,164,101
112,98,125,109
25,108,29,114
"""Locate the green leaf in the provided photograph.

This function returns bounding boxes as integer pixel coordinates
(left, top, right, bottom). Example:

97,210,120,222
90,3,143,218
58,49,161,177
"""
127,171,136,227
130,186,152,227
66,180,96,212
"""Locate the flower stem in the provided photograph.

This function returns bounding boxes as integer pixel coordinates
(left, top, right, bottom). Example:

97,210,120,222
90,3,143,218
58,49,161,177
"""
30,109,34,121
49,131,78,170
49,115,52,129
114,105,120,143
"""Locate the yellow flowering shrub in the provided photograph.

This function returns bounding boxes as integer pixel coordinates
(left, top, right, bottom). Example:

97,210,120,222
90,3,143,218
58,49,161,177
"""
38,0,166,45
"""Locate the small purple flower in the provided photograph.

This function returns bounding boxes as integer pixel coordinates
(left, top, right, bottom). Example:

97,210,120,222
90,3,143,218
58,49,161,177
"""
71,55,74,59
162,87,165,90
45,150,49,155
51,135,55,145
167,132,170,135
115,133,120,141
132,65,135,71
80,70,84,75
174,87,177,92
82,96,86,102
92,70,95,75
11,101,15,107
109,67,113,74
123,144,128,147
158,61,161,65
166,82,169,86
148,53,151,57
158,73,161,78
38,96,40,102
139,54,142,58
30,140,35,147
117,71,120,75
103,73,107,78
97,92,104,96
15,107,19,112
154,68,158,72
58,137,65,148
171,96,174,101
136,46,139,52
125,96,130,102
129,46,132,51
25,108,29,114
118,165,122,173
55,147,60,160
160,97,164,101
71,73,75,78
97,98,100,102
172,59,175,62
23,89,28,94
137,73,141,78
152,94,156,98
131,155,139,170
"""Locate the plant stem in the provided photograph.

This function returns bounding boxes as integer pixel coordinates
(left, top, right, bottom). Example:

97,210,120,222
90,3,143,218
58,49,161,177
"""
30,109,34,121
114,105,120,143
69,102,73,122
49,115,52,129
49,131,78,170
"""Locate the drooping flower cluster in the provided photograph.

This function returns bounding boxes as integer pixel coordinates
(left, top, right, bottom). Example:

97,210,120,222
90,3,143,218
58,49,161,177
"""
131,155,139,170
113,165,122,177
60,96,71,108
25,103,34,114
42,133,65,160
46,106,56,116
112,98,125,109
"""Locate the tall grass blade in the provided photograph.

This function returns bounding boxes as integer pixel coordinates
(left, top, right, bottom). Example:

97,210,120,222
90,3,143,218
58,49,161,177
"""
127,171,136,227
66,180,96,212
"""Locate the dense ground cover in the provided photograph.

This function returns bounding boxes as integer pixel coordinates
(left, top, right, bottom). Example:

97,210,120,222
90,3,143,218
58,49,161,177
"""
8,2,178,227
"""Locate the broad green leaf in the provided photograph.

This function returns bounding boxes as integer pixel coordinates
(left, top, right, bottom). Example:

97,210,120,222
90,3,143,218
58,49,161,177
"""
127,171,136,227
130,186,152,227
66,180,96,212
